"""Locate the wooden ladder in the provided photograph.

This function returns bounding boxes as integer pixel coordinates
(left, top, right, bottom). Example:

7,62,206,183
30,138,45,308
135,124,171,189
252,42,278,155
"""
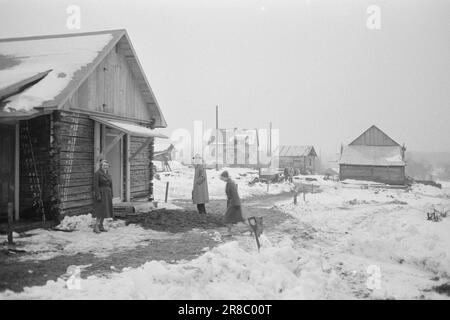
22,122,46,222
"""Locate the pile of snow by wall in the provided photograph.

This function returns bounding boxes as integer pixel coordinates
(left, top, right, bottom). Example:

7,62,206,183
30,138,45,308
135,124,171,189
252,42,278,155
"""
8,214,181,261
56,214,125,231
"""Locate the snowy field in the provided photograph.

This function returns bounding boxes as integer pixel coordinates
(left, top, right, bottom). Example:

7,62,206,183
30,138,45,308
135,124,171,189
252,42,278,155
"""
1,163,449,300
152,163,292,202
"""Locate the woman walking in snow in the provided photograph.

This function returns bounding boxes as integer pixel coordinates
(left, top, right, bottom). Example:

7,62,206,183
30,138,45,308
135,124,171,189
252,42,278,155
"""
220,170,245,235
93,159,113,233
192,154,209,214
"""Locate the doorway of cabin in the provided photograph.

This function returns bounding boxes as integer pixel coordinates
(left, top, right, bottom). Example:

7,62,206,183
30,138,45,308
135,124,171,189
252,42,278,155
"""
104,127,123,203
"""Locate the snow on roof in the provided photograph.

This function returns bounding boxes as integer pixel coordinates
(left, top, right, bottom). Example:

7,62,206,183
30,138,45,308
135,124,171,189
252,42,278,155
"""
91,116,168,138
339,145,405,166
276,145,316,157
0,32,116,112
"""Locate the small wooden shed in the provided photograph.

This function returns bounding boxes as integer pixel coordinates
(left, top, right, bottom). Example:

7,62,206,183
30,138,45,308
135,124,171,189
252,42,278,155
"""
339,125,406,185
0,30,168,222
276,145,318,174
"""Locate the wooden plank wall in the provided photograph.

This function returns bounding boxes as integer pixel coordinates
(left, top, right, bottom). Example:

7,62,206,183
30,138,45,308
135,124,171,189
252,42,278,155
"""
339,164,405,185
279,156,315,173
18,115,59,219
64,44,152,121
53,110,95,216
350,126,399,146
129,136,154,200
0,125,15,220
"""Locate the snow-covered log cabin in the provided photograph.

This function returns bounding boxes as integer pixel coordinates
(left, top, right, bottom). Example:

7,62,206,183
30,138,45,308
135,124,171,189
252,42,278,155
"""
0,30,168,224
339,125,406,185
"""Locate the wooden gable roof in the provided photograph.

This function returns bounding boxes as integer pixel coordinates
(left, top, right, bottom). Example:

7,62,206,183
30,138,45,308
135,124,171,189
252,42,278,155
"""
277,145,317,157
0,30,167,127
349,125,400,147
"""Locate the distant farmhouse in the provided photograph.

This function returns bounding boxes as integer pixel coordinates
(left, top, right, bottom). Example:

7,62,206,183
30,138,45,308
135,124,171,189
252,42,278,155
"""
339,125,406,185
275,145,318,174
0,30,168,223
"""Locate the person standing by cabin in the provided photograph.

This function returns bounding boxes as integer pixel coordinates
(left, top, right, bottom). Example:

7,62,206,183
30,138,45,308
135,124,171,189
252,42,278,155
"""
288,167,294,183
93,159,113,233
283,167,289,182
220,170,245,235
192,154,209,214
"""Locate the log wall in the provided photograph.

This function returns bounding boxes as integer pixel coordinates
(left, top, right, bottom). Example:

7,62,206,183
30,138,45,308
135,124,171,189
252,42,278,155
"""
53,111,95,217
339,164,405,185
17,110,156,218
278,156,316,173
19,115,59,220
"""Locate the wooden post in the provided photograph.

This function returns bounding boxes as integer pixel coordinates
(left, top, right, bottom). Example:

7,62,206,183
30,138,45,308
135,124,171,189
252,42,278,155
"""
164,181,169,203
14,122,20,221
215,105,219,171
125,134,131,202
7,202,14,245
94,122,101,168
267,181,270,192
101,124,106,160
294,192,297,205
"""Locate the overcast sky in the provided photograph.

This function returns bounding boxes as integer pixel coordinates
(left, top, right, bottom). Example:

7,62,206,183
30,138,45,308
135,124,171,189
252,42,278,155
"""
0,0,448,154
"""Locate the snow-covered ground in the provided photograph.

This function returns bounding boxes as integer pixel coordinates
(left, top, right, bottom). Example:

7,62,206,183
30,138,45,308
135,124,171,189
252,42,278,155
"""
1,163,449,300
152,162,292,202
1,237,342,299
275,178,450,299
6,214,183,262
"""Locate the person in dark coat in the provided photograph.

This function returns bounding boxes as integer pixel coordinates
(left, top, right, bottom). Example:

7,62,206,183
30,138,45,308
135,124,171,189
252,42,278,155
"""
93,159,113,233
192,154,209,214
220,170,245,235
283,167,289,182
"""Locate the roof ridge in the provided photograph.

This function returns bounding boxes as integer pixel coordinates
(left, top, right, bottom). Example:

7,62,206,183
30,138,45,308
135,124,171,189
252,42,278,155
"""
0,29,126,43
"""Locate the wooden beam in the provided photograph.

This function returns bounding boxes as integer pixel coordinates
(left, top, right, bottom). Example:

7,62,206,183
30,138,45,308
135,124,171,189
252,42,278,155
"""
94,122,101,168
101,124,106,158
14,122,20,221
69,108,153,126
125,135,131,202
129,137,152,161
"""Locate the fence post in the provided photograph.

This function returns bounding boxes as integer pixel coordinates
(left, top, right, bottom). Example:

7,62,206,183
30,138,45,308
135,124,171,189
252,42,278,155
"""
7,202,14,245
164,181,169,203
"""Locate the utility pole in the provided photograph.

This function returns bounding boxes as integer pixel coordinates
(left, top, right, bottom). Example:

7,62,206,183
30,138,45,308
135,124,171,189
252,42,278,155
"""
269,121,272,157
216,105,219,171
256,128,260,176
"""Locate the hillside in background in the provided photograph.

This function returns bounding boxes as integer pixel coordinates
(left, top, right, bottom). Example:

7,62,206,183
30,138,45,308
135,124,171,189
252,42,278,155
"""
406,151,450,181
